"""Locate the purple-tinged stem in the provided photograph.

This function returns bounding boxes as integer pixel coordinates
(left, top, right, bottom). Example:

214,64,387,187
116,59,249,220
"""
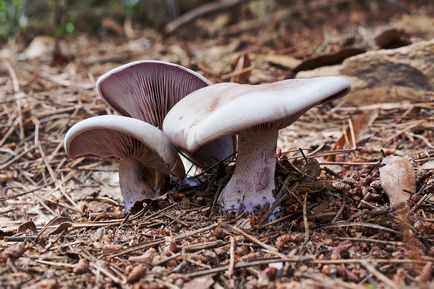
218,128,278,212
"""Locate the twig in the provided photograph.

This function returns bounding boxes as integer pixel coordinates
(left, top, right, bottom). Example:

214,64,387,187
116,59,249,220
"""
334,237,403,246
222,223,287,259
35,260,75,268
227,236,235,278
360,260,399,289
319,161,378,165
333,102,434,111
104,223,219,258
331,194,346,223
182,240,227,252
409,193,433,214
186,257,431,278
348,118,357,149
0,145,37,170
3,60,24,141
315,222,400,234
0,181,54,201
302,193,310,246
165,0,247,34
80,248,126,284
384,120,425,143
302,272,364,289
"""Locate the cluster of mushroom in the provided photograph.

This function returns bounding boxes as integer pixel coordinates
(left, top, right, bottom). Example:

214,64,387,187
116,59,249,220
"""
65,60,350,213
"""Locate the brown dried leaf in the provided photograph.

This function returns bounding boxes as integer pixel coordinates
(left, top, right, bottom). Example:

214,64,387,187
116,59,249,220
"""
127,265,147,283
259,54,302,70
73,259,89,275
48,222,72,236
128,247,156,264
18,221,38,234
379,156,415,207
230,52,251,83
275,233,304,249
36,217,73,240
293,46,366,72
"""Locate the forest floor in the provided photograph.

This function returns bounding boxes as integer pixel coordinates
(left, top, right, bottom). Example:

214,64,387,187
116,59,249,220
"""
0,1,433,288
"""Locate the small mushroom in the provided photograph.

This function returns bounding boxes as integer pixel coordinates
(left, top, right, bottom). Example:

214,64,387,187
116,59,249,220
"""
64,115,184,212
96,60,234,168
163,77,350,212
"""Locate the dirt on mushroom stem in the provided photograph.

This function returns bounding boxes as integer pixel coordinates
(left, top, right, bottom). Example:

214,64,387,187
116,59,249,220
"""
218,124,280,213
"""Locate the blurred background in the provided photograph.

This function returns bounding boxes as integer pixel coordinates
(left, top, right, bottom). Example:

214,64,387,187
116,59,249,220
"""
0,0,433,100
1,0,432,43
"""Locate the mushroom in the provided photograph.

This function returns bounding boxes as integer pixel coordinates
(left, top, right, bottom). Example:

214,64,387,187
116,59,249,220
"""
163,77,351,212
64,115,184,212
96,60,234,168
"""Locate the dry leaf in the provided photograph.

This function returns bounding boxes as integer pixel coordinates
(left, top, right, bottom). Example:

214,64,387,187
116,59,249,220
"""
48,222,72,236
128,247,156,264
229,52,252,83
18,221,38,234
35,217,73,240
127,265,147,283
22,36,55,60
379,155,416,207
275,233,304,249
259,54,302,70
294,47,365,73
73,259,90,275
420,160,434,170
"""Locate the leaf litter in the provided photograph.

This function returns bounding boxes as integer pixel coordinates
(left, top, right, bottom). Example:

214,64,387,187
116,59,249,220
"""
0,2,434,288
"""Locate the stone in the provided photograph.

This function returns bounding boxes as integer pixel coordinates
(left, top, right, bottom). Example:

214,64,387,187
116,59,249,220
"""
21,36,55,61
297,40,434,105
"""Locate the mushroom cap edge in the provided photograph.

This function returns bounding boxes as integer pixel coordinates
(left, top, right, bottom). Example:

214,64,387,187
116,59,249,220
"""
163,76,351,152
96,59,212,106
64,115,185,178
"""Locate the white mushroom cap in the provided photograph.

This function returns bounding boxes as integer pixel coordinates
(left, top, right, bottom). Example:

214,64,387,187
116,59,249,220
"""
65,115,185,212
163,77,351,151
65,115,184,178
96,60,235,169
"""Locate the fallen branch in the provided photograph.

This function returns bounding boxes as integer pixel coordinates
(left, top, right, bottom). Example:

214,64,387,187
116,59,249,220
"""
186,257,432,278
164,0,247,34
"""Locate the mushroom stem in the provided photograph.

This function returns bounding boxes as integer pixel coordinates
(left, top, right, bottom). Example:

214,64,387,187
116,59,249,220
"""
119,159,160,212
218,128,278,212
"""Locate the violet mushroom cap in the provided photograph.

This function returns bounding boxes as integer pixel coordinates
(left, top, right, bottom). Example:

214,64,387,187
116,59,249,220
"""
96,60,234,169
163,77,351,213
64,115,184,212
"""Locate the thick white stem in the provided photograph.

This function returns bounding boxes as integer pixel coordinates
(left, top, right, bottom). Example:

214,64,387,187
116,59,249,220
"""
218,129,278,212
119,159,162,212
